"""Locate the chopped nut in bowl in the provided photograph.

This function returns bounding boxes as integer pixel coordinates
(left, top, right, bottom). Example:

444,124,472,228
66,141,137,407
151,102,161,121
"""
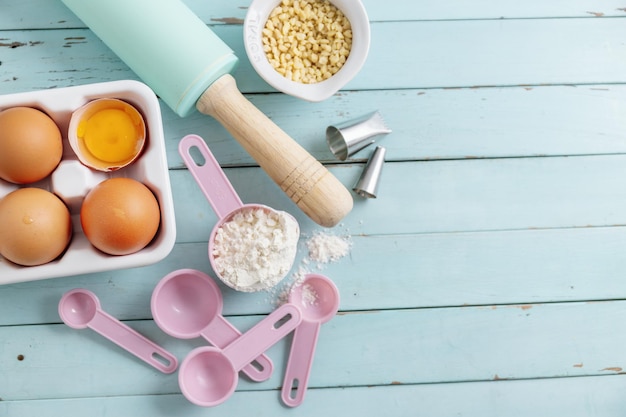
244,0,370,102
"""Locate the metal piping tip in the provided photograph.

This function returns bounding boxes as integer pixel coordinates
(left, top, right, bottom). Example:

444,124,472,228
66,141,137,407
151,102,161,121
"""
353,146,386,198
326,111,391,161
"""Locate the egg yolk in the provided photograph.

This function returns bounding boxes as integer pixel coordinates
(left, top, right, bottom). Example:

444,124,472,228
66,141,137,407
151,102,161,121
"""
77,108,142,163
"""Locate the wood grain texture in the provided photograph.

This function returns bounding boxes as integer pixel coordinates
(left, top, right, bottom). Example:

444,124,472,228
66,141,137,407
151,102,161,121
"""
1,0,626,415
168,155,626,241
162,84,626,167
4,225,626,326
196,75,354,227
3,301,626,402
3,375,626,417
2,0,625,30
2,18,626,94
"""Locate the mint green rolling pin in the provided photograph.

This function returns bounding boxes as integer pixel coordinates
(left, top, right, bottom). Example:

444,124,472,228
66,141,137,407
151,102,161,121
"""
61,0,352,227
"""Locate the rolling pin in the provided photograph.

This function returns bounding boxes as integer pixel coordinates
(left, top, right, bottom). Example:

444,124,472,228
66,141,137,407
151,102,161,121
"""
61,0,353,227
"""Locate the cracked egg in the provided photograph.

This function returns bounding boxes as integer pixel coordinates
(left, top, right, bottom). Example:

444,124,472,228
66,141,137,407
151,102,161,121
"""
69,98,146,171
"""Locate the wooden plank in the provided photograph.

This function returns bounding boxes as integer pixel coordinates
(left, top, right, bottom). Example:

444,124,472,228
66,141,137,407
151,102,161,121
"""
3,374,626,417
3,80,625,167
4,155,626,325
1,2,625,416
160,84,626,167
1,18,625,94
348,18,626,91
1,82,624,167
361,0,626,21
168,155,626,242
3,225,626,326
3,300,626,400
2,0,624,30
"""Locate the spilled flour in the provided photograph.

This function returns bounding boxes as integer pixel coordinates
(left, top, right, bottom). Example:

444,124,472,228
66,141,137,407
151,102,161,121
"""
306,232,352,265
300,283,319,306
267,227,352,305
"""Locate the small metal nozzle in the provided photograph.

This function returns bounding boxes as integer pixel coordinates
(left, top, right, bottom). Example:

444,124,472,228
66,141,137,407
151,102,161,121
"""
353,146,386,198
326,111,391,161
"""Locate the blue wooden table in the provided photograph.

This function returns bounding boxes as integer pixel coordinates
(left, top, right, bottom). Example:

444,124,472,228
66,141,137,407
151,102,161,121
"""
2,1,626,415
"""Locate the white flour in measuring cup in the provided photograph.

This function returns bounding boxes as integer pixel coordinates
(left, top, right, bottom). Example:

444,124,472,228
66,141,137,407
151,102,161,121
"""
212,207,300,291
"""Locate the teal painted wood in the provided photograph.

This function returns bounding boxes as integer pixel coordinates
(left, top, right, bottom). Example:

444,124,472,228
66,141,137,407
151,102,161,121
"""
4,225,626,327
1,17,625,96
1,0,624,30
3,301,626,401
168,155,626,242
1,81,624,168
159,84,626,167
2,0,626,415
3,375,626,417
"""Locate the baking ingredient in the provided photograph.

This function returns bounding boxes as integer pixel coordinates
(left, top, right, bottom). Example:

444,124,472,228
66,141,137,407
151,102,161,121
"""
81,177,160,255
269,229,352,305
212,207,299,291
0,107,63,184
78,108,142,163
262,0,352,83
300,283,319,306
71,99,145,171
0,187,72,266
306,231,351,264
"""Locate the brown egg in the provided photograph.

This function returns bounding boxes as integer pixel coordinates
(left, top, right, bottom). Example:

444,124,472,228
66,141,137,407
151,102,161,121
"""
81,177,160,255
0,107,63,184
0,188,72,266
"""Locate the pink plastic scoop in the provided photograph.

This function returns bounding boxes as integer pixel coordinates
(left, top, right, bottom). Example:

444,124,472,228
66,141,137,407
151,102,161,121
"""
58,288,178,374
150,269,273,382
281,274,340,407
178,134,299,292
179,302,302,407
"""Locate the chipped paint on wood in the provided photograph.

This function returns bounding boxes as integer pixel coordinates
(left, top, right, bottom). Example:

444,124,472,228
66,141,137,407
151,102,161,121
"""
211,17,244,24
0,40,42,48
63,37,87,48
337,310,380,316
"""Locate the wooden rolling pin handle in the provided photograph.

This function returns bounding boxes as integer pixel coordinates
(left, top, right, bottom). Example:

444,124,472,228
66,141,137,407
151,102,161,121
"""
196,74,353,227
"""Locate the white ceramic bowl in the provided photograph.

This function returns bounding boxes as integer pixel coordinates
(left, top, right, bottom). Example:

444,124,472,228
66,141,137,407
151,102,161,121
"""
244,0,370,102
0,80,176,285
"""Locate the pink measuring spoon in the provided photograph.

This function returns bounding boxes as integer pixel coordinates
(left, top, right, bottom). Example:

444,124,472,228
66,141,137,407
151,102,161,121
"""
178,134,299,292
179,302,302,407
58,288,178,374
282,274,340,407
151,269,273,382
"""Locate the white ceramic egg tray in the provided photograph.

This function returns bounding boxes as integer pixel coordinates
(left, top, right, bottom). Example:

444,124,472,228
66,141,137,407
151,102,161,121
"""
0,80,176,285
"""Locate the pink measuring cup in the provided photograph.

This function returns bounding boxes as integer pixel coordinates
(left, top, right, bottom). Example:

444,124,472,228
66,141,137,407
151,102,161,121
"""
150,269,273,382
178,134,299,292
179,302,302,407
58,288,178,374
282,274,340,407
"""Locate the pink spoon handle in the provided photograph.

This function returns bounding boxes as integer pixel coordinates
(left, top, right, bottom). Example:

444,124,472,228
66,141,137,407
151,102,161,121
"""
88,309,178,374
224,303,302,371
179,134,242,220
200,314,273,382
281,320,321,407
